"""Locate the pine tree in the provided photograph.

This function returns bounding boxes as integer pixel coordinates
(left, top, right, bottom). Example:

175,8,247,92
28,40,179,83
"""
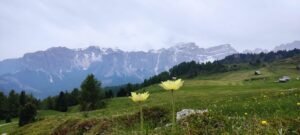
105,89,114,98
69,88,80,106
80,74,104,111
117,87,127,97
0,91,7,120
55,91,68,112
7,90,20,117
125,83,133,96
43,96,55,110
19,91,26,106
19,103,37,126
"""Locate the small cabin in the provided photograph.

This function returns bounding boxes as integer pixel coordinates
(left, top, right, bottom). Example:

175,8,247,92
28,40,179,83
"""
278,76,291,83
254,70,261,75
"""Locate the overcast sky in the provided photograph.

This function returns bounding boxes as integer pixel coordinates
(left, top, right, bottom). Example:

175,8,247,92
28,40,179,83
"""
0,0,300,60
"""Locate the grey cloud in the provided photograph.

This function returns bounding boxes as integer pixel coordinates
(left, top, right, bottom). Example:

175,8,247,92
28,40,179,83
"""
0,0,300,60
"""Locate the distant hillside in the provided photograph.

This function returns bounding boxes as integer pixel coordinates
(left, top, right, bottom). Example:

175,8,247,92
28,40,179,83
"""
140,49,300,88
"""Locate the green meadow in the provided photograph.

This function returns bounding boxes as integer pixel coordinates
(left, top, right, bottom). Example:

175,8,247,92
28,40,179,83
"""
1,58,300,134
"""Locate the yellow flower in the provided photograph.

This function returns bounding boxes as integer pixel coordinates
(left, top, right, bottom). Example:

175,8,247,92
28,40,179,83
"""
261,120,268,125
159,79,184,91
297,102,300,106
244,112,248,115
129,92,149,102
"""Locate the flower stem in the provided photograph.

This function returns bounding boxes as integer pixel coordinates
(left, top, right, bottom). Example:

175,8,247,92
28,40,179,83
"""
139,103,144,134
171,90,175,133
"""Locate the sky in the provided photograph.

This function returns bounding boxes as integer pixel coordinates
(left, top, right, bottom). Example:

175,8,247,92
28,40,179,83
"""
0,0,300,60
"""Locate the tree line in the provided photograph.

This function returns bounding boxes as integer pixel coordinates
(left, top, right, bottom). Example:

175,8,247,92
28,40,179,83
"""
128,49,300,89
0,90,38,126
220,49,300,65
0,74,108,126
41,74,107,112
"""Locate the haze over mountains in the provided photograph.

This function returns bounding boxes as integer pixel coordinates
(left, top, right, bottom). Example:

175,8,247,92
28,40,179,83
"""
0,41,299,98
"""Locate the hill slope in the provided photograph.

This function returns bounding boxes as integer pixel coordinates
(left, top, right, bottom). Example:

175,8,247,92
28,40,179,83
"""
2,56,300,134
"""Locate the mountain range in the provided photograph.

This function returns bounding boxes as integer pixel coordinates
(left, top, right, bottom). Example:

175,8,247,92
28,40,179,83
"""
0,41,299,98
243,40,300,54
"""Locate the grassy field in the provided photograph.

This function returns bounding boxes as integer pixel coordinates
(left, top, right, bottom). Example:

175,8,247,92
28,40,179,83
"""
1,59,300,134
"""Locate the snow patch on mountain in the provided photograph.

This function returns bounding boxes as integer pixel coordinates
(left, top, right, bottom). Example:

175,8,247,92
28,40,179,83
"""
49,75,53,83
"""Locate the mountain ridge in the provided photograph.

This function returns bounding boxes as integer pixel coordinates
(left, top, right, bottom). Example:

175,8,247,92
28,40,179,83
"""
0,43,237,97
1,40,300,98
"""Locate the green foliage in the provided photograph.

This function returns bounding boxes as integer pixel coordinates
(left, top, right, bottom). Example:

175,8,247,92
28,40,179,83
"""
80,74,105,111
41,88,81,110
0,91,7,120
0,90,40,121
69,88,80,106
41,96,55,110
105,89,114,98
19,103,37,126
222,49,300,64
141,61,230,88
19,91,26,107
116,87,128,97
7,90,20,118
116,83,139,97
55,91,68,112
142,71,171,87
